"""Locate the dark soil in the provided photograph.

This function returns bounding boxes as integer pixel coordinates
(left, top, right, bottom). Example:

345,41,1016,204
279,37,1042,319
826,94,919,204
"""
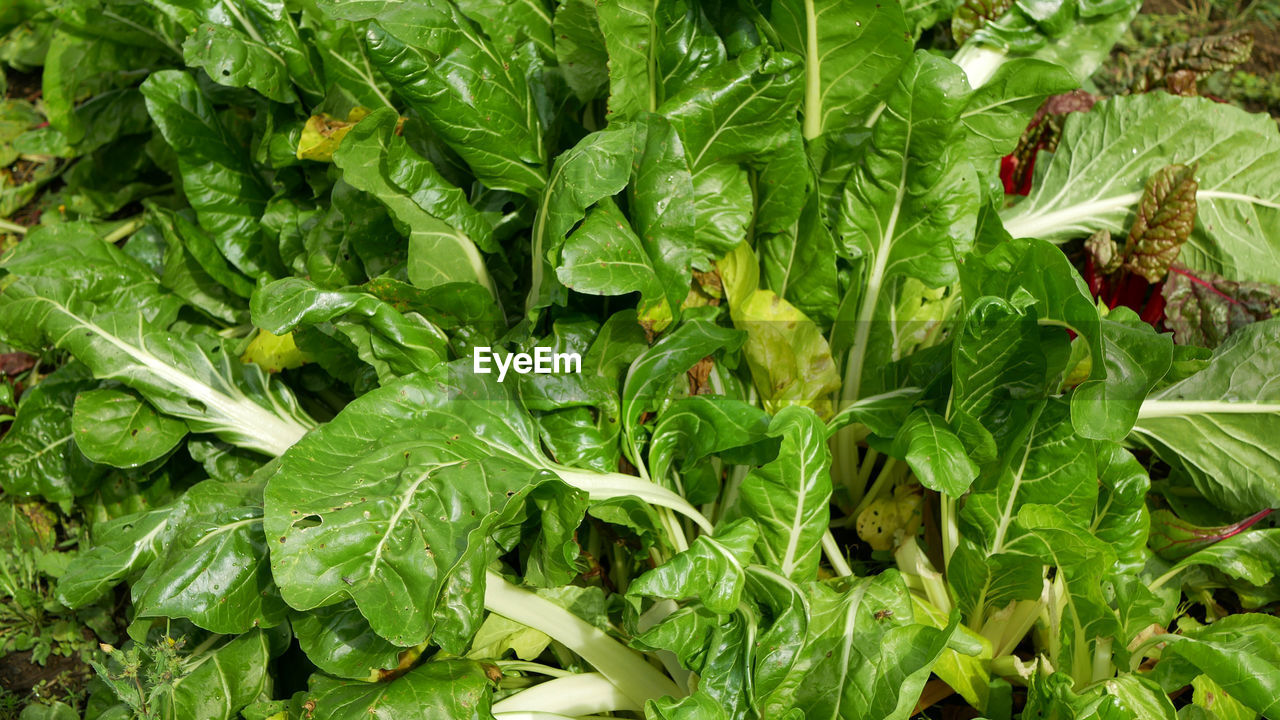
0,650,90,700
3,69,40,104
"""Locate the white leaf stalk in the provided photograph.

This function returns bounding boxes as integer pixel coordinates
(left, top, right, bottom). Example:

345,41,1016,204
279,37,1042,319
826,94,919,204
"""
492,672,641,716
484,572,681,709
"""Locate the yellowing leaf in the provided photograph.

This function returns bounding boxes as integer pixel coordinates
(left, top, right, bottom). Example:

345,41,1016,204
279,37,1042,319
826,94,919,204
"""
241,330,307,373
857,482,923,551
719,242,840,417
296,107,380,161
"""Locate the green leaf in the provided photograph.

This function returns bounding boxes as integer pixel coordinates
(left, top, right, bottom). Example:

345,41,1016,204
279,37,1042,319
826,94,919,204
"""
1152,614,1280,719
162,630,280,720
236,0,325,103
141,70,275,279
0,227,315,457
347,0,547,195
57,508,171,608
556,198,675,334
1161,529,1280,590
827,387,925,438
837,51,978,402
620,319,745,467
252,277,448,385
649,395,775,503
1105,674,1179,720
1130,318,1280,513
313,22,395,110
263,369,585,647
1192,674,1257,720
130,479,288,634
770,0,913,137
955,399,1098,621
264,366,704,649
662,46,803,255
292,602,402,680
41,28,162,150
182,23,296,103
1071,307,1173,442
957,58,1077,164
628,519,759,614
722,407,831,583
595,0,725,120
890,408,979,497
763,573,960,720
0,99,42,166
627,113,700,331
1005,504,1119,673
1001,94,1280,285
0,363,104,505
454,0,554,57
147,205,253,325
332,109,497,299
552,0,608,101
297,659,494,719
1092,443,1150,571
527,124,637,318
72,388,187,468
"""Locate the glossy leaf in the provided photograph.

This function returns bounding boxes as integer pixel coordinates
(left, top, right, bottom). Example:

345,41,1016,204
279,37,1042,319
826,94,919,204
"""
141,70,274,279
332,109,497,298
182,23,296,103
72,388,187,469
350,0,547,195
0,364,103,505
837,51,978,402
890,408,978,497
722,408,831,583
252,277,448,384
771,0,913,137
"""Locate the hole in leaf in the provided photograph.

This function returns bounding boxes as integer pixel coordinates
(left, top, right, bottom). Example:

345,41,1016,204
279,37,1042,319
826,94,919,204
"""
292,514,322,530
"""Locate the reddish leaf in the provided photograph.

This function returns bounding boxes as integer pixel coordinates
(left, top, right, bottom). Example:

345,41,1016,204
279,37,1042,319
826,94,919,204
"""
1123,164,1198,283
1162,266,1280,347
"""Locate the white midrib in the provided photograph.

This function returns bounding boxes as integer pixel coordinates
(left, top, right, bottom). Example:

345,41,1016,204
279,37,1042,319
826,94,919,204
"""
194,516,262,547
1136,400,1280,419
1001,189,1280,240
830,581,871,720
1001,192,1141,239
550,465,714,533
991,440,1033,555
842,140,911,406
368,466,447,578
780,457,818,578
802,0,822,139
325,49,394,109
15,434,73,466
526,162,565,313
51,301,309,456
